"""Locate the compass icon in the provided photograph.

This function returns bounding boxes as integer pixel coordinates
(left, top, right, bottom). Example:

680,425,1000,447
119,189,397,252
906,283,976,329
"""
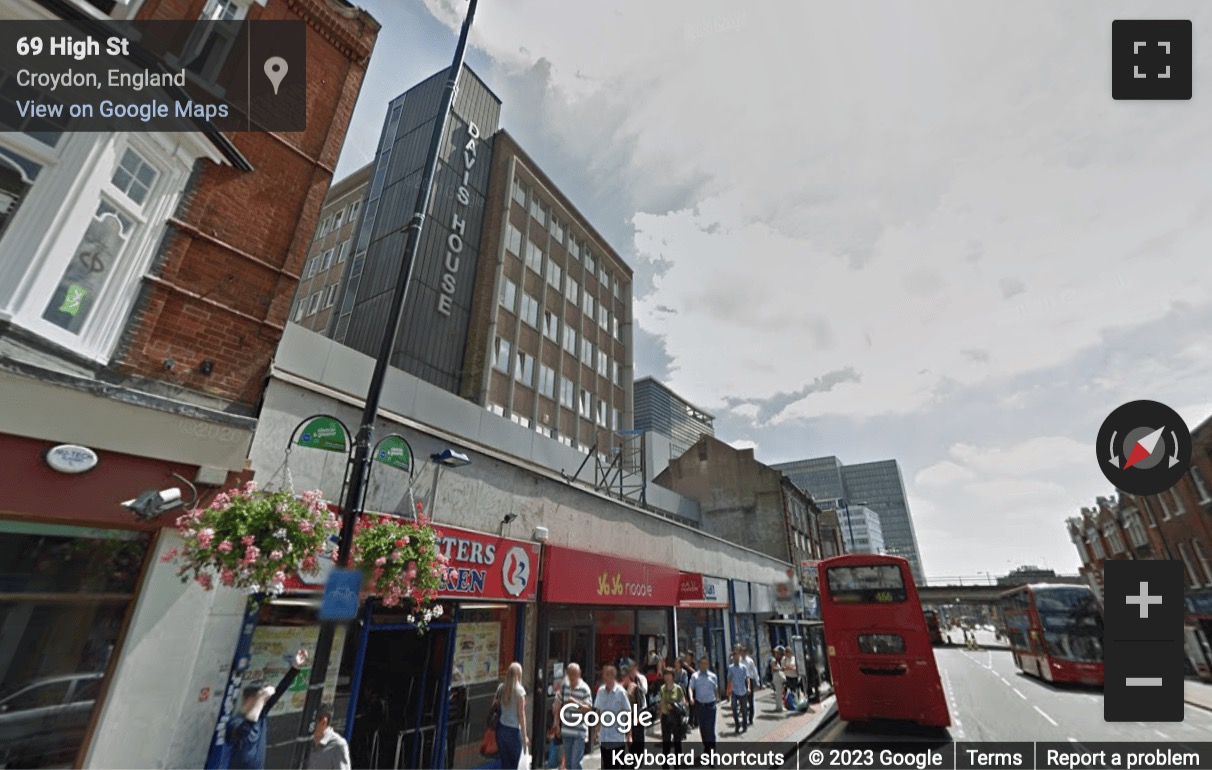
1097,400,1192,495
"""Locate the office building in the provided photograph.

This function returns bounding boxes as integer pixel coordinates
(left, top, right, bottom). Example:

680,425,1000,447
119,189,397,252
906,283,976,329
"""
773,455,925,583
328,66,633,455
818,498,884,554
290,163,371,333
633,376,715,459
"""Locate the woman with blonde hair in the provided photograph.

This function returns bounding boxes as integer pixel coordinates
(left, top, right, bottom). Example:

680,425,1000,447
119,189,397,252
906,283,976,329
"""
493,661,529,767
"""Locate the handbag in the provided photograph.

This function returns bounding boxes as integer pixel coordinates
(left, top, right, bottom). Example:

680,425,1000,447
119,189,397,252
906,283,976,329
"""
480,728,499,757
487,684,501,728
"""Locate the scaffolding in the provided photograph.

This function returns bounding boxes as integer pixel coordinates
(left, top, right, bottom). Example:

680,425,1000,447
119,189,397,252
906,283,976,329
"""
562,429,647,508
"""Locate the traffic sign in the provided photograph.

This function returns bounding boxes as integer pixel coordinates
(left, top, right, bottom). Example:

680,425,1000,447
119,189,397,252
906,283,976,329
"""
318,568,362,621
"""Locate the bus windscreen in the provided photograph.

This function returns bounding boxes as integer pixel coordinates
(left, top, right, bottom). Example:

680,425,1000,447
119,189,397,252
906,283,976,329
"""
825,564,907,604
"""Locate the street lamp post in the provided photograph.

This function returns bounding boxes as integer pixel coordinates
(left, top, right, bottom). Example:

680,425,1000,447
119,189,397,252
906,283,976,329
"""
290,1,480,765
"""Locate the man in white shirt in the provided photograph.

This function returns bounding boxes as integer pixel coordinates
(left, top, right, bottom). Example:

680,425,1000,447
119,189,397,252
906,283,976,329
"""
593,665,631,769
305,703,350,770
740,646,760,728
555,663,593,769
687,656,719,749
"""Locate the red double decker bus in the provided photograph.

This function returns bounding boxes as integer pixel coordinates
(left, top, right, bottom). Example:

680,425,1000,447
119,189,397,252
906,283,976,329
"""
1000,584,1103,686
818,554,950,728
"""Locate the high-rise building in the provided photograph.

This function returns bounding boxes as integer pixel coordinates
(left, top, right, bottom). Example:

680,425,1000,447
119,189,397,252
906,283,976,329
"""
633,376,714,459
290,163,371,333
818,498,884,554
460,129,633,454
773,456,925,582
326,66,633,454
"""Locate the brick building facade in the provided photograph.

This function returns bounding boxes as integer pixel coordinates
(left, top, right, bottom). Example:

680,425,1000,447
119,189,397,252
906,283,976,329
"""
0,0,378,766
1066,415,1212,680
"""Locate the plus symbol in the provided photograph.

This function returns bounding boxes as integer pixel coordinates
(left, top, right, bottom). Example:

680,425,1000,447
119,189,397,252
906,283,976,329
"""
1126,581,1163,619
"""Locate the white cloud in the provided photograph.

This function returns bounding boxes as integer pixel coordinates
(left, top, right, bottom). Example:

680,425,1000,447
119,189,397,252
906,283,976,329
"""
728,439,759,452
915,461,975,488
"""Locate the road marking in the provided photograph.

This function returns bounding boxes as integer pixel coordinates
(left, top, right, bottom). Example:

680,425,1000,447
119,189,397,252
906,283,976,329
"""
1154,729,1170,739
1012,688,1027,700
1034,706,1059,726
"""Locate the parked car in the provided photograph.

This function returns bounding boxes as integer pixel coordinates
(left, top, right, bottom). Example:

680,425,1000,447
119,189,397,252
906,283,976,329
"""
0,672,103,768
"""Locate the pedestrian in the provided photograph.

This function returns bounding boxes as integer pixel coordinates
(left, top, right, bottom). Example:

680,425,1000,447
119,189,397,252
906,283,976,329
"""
593,665,631,770
677,653,697,729
687,656,719,749
228,648,309,770
725,650,750,734
770,647,787,711
493,662,530,770
305,703,351,770
783,646,801,703
657,668,687,759
623,661,648,754
555,663,592,769
740,646,759,728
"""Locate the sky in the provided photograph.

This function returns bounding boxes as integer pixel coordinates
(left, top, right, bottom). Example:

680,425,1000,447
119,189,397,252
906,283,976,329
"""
333,0,1212,581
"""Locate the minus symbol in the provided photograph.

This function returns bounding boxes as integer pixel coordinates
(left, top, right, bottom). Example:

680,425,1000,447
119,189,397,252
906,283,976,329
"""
1125,678,1163,686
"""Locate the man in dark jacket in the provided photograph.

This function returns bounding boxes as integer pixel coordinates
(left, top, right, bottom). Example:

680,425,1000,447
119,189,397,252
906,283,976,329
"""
229,648,309,769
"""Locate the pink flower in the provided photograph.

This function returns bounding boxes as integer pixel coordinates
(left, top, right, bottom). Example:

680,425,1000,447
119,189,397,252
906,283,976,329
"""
375,556,387,567
406,567,418,581
197,528,215,549
242,535,255,546
195,573,213,590
270,550,284,561
217,540,233,553
273,570,287,584
301,555,319,573
160,547,179,563
300,521,314,534
210,493,231,510
242,545,260,566
220,568,236,586
391,550,402,561
243,480,258,494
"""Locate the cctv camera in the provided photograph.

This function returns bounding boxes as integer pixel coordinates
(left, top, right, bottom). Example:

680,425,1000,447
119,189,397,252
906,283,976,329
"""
122,487,183,520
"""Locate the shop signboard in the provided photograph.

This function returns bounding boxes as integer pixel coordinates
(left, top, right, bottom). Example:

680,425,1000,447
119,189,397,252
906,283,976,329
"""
433,524,539,602
702,576,729,607
751,583,772,614
543,545,680,606
678,572,704,601
733,581,751,613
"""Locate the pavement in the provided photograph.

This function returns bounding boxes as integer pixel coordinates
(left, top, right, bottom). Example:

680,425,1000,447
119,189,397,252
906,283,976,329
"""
569,685,837,769
807,646,1212,748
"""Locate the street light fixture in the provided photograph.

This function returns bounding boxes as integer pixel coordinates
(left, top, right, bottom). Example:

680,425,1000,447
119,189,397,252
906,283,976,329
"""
431,448,472,468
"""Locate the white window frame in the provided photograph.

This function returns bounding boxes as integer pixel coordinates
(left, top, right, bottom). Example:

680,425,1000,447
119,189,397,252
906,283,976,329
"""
597,400,608,427
581,339,593,366
321,248,334,271
530,198,547,226
525,239,543,273
599,307,608,330
568,234,580,259
583,249,595,274
1171,489,1186,516
514,351,534,386
505,223,522,255
494,336,511,372
1192,466,1212,504
542,310,559,341
323,285,337,308
293,297,306,322
613,409,621,431
546,259,561,289
0,133,193,363
348,200,361,222
538,365,555,398
1158,493,1173,520
487,402,505,417
337,240,350,263
333,207,345,228
559,378,574,408
597,350,607,377
510,414,531,428
1179,542,1200,588
583,292,595,318
563,326,576,355
500,278,517,313
579,391,591,419
519,292,539,328
307,292,321,316
512,177,527,208
565,276,579,306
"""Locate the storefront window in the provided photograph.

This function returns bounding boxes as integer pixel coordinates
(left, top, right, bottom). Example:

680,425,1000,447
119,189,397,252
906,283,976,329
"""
677,608,728,677
637,610,669,679
446,605,517,769
0,520,151,768
252,602,348,769
594,609,636,674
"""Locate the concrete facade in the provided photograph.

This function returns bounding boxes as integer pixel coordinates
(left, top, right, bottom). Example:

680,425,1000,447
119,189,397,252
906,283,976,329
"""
655,435,824,587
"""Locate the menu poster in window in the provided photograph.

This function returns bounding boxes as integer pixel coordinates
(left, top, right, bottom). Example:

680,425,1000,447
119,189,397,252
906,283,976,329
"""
452,622,500,686
246,625,345,715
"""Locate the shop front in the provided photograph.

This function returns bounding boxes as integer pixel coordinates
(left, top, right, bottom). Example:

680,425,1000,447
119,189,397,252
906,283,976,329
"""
536,545,681,737
0,431,246,769
729,580,765,666
209,521,538,770
1185,589,1212,681
676,574,732,677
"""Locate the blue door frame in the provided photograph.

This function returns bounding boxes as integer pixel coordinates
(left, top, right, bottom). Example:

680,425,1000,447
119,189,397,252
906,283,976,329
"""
342,602,528,769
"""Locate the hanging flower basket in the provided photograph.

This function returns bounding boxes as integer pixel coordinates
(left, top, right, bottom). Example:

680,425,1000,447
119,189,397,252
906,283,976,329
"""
351,512,450,631
162,481,339,597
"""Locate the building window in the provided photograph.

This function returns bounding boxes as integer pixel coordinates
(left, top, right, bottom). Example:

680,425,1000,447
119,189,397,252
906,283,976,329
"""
505,223,522,255
1158,493,1173,520
321,248,334,271
613,277,621,299
305,254,320,278
546,259,561,290
563,325,577,355
1194,540,1212,586
510,413,531,428
1088,534,1105,560
583,292,595,318
487,402,505,417
579,391,591,418
337,240,350,262
525,239,543,273
558,434,573,447
515,352,534,386
542,310,559,341
348,200,361,221
1171,489,1186,516
333,207,345,228
1178,542,1200,587
612,315,620,339
500,278,517,313
494,336,511,372
596,350,607,377
599,306,608,330
581,339,593,367
568,234,580,259
293,298,306,322
611,360,620,385
539,365,555,398
323,284,338,308
583,249,595,274
1192,466,1212,504
315,217,329,239
1103,526,1125,555
530,199,547,226
613,409,621,431
560,378,574,408
512,177,527,208
306,292,321,316
597,400,608,427
565,276,579,306
519,292,539,328
600,267,609,286
550,216,565,244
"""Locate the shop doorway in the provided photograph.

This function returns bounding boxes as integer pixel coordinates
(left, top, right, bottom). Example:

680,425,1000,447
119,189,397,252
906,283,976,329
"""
348,625,454,769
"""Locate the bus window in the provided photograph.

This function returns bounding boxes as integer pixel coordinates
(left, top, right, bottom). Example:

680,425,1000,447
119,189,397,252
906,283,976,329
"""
857,634,905,654
825,565,907,604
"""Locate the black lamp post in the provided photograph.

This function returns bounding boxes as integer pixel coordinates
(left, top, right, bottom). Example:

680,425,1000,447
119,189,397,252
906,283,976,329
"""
290,1,480,765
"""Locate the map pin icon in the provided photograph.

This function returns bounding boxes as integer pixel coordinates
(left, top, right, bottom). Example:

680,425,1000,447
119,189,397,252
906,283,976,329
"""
264,56,288,95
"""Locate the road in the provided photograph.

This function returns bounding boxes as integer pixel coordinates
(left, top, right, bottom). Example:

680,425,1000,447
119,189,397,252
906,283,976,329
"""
807,646,1212,748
